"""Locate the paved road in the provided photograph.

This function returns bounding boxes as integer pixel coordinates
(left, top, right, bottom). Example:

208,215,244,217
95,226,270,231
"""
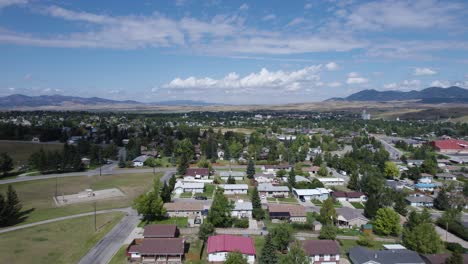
78,208,140,264
435,225,468,248
0,207,131,234
373,134,403,161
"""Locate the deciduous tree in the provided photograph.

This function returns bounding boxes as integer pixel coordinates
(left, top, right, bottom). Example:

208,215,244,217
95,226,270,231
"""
373,208,402,236
225,252,248,264
279,241,308,264
207,188,233,227
319,198,336,225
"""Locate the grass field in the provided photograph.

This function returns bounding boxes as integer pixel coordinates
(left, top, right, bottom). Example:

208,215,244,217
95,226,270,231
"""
0,140,64,166
180,192,193,198
109,245,128,264
338,239,386,257
350,202,364,209
0,212,124,264
0,172,160,225
203,184,215,197
139,217,189,228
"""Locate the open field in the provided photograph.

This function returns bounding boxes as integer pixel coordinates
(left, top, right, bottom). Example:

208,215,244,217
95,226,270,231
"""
109,245,129,264
0,212,124,264
0,172,160,225
0,140,64,165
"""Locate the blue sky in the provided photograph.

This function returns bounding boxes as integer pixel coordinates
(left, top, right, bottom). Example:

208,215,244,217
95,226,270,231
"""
0,0,467,104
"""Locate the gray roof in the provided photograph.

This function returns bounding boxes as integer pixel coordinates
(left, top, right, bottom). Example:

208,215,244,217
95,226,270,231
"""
405,195,434,203
233,201,253,211
257,183,289,192
219,171,246,177
336,207,368,222
221,184,248,190
349,247,425,264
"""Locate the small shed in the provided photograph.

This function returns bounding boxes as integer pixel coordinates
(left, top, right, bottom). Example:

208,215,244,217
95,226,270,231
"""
312,220,322,231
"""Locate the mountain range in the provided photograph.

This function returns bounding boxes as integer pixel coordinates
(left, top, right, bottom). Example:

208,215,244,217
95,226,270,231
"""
0,94,217,108
328,86,468,103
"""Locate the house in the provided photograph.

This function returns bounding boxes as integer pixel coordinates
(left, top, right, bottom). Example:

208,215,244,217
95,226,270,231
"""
407,160,424,167
133,155,149,167
304,166,321,176
127,238,185,263
257,183,289,198
312,220,322,231
435,173,457,181
292,188,331,201
332,191,367,202
422,253,468,264
143,224,179,238
81,158,91,168
184,168,209,179
414,183,436,192
219,170,245,181
207,235,256,263
222,184,249,194
419,173,433,183
254,173,276,183
315,177,345,186
336,207,369,228
349,247,425,264
164,202,204,220
231,200,253,219
431,139,468,154
127,224,184,263
405,194,434,207
173,182,204,194
300,240,340,264
261,164,292,174
268,204,307,223
386,180,411,192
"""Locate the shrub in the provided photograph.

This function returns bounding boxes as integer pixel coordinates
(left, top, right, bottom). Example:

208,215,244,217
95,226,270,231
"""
233,218,249,228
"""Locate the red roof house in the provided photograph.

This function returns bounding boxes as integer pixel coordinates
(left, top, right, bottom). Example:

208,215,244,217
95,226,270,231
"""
301,240,340,264
207,235,256,263
431,139,468,154
143,224,178,238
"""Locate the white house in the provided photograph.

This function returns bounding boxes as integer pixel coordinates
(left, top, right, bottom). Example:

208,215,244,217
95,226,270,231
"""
254,173,276,184
405,194,434,207
173,182,204,194
261,164,292,174
419,173,433,184
219,171,245,181
292,188,331,201
316,177,345,186
221,184,249,194
207,235,256,264
132,155,149,167
231,200,253,219
257,183,289,198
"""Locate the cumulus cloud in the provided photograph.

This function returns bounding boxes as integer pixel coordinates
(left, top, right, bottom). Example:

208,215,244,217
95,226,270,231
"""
304,3,313,9
287,17,306,27
239,3,249,10
262,14,276,21
0,0,27,8
413,67,437,76
346,72,368,84
383,80,421,90
431,80,468,88
327,82,342,87
162,65,326,93
325,62,339,71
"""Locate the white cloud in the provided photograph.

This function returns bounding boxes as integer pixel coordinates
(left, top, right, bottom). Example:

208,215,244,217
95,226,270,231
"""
304,3,313,9
239,3,249,11
325,62,339,71
346,72,368,84
287,17,305,27
383,79,421,90
430,80,468,88
346,0,463,31
162,65,325,93
413,67,437,76
0,0,27,9
262,14,276,21
327,82,342,87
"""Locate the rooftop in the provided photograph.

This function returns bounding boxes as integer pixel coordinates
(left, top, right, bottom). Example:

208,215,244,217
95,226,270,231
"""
268,204,306,217
207,235,256,255
128,238,185,255
301,240,340,255
143,224,178,238
221,184,249,190
258,183,289,192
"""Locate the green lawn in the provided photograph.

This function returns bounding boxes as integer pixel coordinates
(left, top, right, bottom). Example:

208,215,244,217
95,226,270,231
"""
0,140,64,166
0,172,161,226
0,212,124,264
139,217,189,228
337,228,362,236
312,200,323,206
180,192,193,198
252,235,266,253
108,245,128,264
186,238,206,263
338,239,386,257
203,184,215,197
277,197,298,203
350,202,364,209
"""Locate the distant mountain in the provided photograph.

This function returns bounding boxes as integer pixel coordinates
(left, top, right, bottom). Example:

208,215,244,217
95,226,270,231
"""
328,86,468,103
0,94,219,108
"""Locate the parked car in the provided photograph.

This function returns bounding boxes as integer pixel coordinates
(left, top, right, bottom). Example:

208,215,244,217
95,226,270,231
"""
299,197,305,202
194,195,207,200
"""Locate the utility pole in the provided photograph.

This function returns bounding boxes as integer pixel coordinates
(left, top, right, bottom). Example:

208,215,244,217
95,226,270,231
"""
446,221,448,242
55,175,58,198
99,149,102,177
94,201,97,231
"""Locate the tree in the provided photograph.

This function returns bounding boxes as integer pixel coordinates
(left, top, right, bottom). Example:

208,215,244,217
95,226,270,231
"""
319,225,337,240
227,175,236,184
0,153,13,176
347,173,359,190
118,155,126,168
259,233,278,264
357,232,376,247
384,161,399,179
207,188,233,227
445,251,463,264
177,154,189,175
403,223,442,254
317,164,328,177
463,182,468,197
246,159,255,179
279,241,308,264
421,157,438,175
373,208,402,236
270,225,293,252
169,174,177,192
364,194,380,219
319,198,336,225
198,222,215,242
0,193,6,225
225,251,248,264
144,157,159,176
251,187,264,220
287,168,296,189
133,179,166,221
160,182,171,203
434,189,450,211
313,154,323,166
0,185,23,226
406,209,432,230
393,193,408,216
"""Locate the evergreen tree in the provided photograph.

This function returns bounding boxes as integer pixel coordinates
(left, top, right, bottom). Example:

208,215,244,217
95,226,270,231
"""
118,155,126,168
394,193,408,216
251,187,264,220
0,193,6,225
1,185,22,225
347,173,359,190
160,182,171,203
227,175,236,184
319,198,336,225
434,189,450,211
0,153,13,176
364,194,380,218
288,168,296,189
445,251,463,264
259,233,278,264
313,154,323,166
169,174,176,191
207,188,233,227
177,154,189,175
246,159,255,179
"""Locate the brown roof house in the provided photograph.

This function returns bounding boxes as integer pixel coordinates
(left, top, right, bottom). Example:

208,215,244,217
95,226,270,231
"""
127,224,185,263
268,204,307,223
164,202,205,226
300,240,340,264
